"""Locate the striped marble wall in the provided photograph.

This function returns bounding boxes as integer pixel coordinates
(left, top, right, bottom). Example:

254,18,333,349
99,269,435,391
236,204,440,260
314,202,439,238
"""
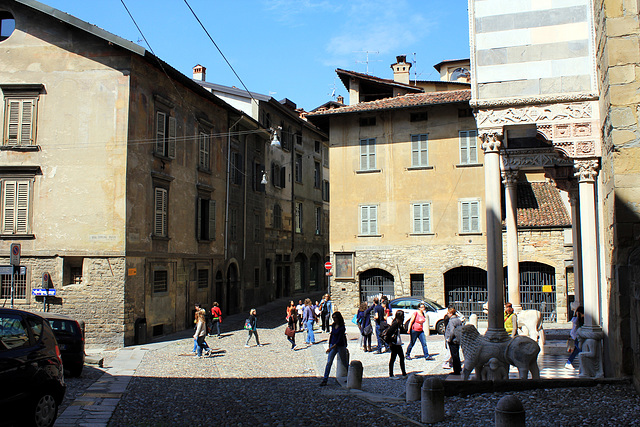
470,0,596,101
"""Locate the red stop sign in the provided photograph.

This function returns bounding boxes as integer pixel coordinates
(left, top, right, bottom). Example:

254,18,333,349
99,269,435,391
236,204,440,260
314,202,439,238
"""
324,262,332,270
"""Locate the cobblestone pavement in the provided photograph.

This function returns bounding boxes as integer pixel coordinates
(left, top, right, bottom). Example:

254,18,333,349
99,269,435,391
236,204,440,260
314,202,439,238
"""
56,296,640,426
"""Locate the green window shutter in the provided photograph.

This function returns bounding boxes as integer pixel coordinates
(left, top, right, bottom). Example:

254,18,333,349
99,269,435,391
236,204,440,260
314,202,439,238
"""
461,201,470,233
413,203,421,233
468,131,477,164
2,181,16,232
470,201,479,232
422,203,430,233
460,131,469,164
370,205,377,234
361,206,369,234
168,117,176,159
156,112,166,155
209,200,216,240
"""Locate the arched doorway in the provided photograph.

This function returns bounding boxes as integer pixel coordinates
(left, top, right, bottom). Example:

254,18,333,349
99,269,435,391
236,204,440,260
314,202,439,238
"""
226,264,239,315
294,253,307,293
359,269,394,303
518,262,556,321
444,266,488,319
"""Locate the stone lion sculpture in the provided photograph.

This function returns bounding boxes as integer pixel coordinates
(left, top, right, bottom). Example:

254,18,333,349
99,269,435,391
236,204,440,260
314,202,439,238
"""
458,324,541,380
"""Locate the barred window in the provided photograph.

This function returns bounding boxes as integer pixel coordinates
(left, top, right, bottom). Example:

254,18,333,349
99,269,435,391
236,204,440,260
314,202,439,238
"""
0,268,27,299
153,270,168,293
197,269,208,289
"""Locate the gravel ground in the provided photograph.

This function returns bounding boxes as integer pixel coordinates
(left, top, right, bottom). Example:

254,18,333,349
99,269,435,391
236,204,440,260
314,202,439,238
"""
64,298,639,426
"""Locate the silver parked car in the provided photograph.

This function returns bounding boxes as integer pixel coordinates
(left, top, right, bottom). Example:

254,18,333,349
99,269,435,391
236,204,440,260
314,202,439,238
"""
388,297,449,335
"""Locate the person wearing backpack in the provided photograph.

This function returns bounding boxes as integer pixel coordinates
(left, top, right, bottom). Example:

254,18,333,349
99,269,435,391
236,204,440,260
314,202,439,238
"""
361,301,375,352
405,302,435,361
319,312,348,386
444,306,463,375
245,308,263,347
386,310,408,379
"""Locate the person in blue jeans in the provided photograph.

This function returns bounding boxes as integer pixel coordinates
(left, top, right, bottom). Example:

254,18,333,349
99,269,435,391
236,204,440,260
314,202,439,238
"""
320,312,348,386
566,306,584,369
372,297,388,353
405,302,434,360
303,298,316,344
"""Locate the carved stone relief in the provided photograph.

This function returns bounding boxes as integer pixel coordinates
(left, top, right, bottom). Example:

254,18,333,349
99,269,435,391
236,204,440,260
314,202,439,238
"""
477,102,593,127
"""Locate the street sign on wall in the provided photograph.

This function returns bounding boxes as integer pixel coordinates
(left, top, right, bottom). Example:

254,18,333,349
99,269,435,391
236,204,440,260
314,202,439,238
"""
0,265,26,275
10,243,20,266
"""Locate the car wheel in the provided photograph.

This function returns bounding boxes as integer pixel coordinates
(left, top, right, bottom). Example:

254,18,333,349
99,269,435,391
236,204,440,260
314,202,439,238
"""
68,363,84,377
30,392,58,427
435,320,446,335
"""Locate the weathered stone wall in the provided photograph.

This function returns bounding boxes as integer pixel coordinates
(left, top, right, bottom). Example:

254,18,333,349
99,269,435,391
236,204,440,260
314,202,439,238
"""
331,229,572,320
3,256,125,350
594,0,640,385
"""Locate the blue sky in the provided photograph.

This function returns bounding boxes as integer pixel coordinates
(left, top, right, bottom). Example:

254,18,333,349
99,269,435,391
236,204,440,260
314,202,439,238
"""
43,0,471,111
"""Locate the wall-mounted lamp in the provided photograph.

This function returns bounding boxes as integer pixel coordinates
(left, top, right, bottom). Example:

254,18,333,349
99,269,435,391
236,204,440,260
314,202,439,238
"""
270,126,281,149
261,172,268,185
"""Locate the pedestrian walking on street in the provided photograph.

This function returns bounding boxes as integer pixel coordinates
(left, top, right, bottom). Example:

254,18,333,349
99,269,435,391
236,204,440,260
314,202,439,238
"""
192,302,202,353
245,308,262,347
210,302,223,338
566,306,584,369
372,297,388,354
320,294,333,333
444,306,463,375
194,309,210,358
296,300,305,331
303,298,316,344
387,310,408,379
286,300,296,322
357,301,372,351
285,312,297,350
319,312,348,386
405,302,434,361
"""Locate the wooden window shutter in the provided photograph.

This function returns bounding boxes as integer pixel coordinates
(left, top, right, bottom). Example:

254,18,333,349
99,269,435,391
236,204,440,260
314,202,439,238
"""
469,131,477,164
422,203,431,233
361,206,369,234
154,188,167,236
168,116,176,158
6,100,21,145
460,132,469,164
280,166,286,188
2,181,16,232
370,205,377,234
360,139,368,170
411,135,420,167
470,201,479,232
16,181,29,233
209,200,216,240
156,112,166,155
20,100,34,145
196,197,202,239
413,203,421,233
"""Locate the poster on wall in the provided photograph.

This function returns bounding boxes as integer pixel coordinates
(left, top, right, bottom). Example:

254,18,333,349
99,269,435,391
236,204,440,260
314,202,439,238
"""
335,252,354,279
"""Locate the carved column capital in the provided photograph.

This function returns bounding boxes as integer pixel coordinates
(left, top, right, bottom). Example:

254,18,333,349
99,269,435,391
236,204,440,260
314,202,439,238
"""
501,170,519,187
480,128,503,153
574,159,599,183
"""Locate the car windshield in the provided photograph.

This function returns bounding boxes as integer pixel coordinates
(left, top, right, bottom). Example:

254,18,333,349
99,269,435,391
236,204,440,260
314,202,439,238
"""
48,319,80,336
425,299,444,310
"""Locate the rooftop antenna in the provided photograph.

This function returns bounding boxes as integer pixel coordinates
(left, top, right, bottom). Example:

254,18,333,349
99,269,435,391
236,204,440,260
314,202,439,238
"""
353,50,381,74
328,78,337,99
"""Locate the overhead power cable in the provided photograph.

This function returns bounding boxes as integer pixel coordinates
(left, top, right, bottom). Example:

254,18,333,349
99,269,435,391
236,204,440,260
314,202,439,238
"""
182,0,259,105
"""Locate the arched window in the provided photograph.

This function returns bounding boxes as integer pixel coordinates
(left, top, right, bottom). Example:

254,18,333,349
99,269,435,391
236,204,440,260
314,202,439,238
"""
450,67,470,82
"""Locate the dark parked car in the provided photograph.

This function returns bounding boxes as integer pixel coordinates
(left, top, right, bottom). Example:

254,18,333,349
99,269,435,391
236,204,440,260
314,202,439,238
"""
38,312,85,377
0,308,66,427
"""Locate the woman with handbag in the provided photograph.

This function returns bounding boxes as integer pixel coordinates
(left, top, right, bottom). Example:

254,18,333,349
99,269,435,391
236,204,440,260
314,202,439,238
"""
285,311,297,350
361,302,374,352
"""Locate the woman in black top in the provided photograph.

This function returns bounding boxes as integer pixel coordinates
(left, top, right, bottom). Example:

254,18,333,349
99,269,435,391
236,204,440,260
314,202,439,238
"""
387,310,408,379
245,308,262,347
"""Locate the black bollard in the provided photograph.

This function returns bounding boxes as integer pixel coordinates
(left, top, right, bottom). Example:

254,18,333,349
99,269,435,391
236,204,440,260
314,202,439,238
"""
495,395,525,426
421,377,444,423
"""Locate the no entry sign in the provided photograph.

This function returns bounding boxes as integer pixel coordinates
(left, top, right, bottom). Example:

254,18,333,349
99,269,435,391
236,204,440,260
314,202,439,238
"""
324,262,332,270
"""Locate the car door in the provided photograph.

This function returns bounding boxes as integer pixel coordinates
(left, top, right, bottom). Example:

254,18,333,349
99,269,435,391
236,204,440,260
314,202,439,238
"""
0,312,34,409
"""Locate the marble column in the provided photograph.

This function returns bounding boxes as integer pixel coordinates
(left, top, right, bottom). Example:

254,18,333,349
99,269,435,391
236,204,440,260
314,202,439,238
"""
481,130,509,341
568,190,583,307
502,170,521,312
574,159,604,378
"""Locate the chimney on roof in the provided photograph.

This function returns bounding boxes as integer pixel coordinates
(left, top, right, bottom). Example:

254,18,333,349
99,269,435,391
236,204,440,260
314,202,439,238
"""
337,95,344,104
391,55,411,85
193,64,206,81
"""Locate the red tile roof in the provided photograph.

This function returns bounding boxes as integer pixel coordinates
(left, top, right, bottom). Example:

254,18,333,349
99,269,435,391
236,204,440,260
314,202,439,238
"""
308,90,471,116
515,182,571,227
336,68,423,91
